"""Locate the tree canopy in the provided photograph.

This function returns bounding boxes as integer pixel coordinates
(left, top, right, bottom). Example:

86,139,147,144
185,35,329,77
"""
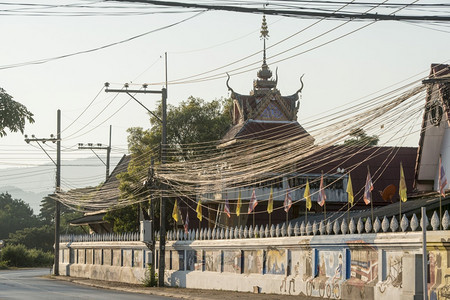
105,96,232,232
343,128,379,146
0,193,40,240
0,88,34,137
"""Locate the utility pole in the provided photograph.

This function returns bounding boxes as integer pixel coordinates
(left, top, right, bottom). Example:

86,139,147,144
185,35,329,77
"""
24,109,61,276
104,82,167,287
78,125,112,180
148,156,156,285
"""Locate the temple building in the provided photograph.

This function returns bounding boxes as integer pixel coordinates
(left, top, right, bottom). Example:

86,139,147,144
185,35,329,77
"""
192,16,418,229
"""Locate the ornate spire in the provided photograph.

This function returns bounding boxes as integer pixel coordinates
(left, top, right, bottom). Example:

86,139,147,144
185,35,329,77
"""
256,14,275,89
260,15,269,66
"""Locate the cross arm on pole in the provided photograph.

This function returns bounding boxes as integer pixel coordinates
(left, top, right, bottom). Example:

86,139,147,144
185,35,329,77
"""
104,85,163,124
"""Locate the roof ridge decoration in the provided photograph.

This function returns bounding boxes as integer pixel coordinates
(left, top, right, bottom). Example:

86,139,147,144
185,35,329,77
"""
226,15,305,125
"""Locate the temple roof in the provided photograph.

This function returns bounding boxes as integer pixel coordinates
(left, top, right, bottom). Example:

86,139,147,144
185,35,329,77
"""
222,15,307,146
219,119,313,147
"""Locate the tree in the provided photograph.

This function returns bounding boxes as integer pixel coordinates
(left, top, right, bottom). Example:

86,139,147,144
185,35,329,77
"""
7,225,54,252
343,128,379,146
0,193,40,240
105,97,232,232
39,195,85,234
0,88,34,137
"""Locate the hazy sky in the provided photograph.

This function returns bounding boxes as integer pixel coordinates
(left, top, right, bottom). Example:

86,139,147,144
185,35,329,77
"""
0,1,449,192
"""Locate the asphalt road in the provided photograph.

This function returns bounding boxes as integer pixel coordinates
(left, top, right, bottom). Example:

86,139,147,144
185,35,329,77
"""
0,268,175,300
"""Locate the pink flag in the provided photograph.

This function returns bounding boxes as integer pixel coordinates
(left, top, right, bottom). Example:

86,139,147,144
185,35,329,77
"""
284,188,292,212
224,198,231,218
248,188,258,213
439,156,448,197
364,170,374,205
317,174,326,207
184,210,189,234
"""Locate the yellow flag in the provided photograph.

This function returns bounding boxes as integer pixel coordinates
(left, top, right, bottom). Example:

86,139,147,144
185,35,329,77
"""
172,199,179,222
267,186,274,214
196,200,202,221
304,180,312,211
236,190,242,216
399,162,407,202
347,174,354,206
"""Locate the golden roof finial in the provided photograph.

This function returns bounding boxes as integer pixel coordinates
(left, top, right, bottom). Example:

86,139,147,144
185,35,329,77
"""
260,15,269,40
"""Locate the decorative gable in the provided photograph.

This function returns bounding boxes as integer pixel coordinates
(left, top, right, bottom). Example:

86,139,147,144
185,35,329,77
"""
258,102,288,121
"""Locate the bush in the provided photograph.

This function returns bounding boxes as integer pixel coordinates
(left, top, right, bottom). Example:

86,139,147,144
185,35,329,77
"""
27,248,53,267
7,225,53,252
0,260,8,270
1,244,29,267
0,244,53,267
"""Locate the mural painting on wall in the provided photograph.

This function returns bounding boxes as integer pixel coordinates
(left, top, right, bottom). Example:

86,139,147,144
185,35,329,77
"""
305,250,343,299
428,250,442,300
186,250,197,271
204,251,221,272
378,252,403,293
171,250,184,271
266,248,286,275
343,240,378,300
165,251,171,270
279,250,297,295
223,250,241,273
438,238,450,300
195,250,203,271
290,250,302,278
243,250,263,274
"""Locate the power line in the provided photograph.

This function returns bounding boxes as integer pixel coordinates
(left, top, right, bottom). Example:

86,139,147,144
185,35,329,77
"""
106,0,450,22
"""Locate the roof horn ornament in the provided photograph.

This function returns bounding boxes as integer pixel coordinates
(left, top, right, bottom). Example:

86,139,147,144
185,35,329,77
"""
295,74,305,95
226,73,235,95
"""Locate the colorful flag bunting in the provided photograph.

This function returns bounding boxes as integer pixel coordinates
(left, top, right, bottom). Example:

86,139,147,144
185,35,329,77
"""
347,173,354,206
248,188,258,213
317,174,326,207
439,156,448,197
224,198,231,218
284,188,292,212
196,199,202,221
399,162,407,202
267,186,274,214
172,199,180,222
364,169,373,205
184,210,189,234
304,179,312,211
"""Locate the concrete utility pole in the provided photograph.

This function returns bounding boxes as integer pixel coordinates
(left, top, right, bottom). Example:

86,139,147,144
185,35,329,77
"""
24,109,61,276
104,83,167,287
78,125,112,181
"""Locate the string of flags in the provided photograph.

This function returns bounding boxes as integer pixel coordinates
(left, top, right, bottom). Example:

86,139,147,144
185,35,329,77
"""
175,162,450,227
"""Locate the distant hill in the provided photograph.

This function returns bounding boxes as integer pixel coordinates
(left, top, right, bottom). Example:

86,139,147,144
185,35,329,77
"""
0,156,124,215
0,186,49,215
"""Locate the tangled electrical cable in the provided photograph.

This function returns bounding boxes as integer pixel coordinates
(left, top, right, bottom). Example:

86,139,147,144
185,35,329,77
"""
53,76,433,223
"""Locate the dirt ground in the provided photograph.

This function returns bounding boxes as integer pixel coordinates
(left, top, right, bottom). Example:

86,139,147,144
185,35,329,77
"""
51,275,320,299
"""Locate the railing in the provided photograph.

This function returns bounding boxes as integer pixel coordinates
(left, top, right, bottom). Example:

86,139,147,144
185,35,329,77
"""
164,209,450,241
60,209,450,243
60,232,140,243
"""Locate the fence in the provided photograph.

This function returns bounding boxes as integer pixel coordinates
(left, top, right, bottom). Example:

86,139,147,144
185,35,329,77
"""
59,209,450,299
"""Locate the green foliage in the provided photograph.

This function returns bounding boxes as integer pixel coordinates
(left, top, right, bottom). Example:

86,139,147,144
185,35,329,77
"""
104,205,141,233
343,128,379,146
39,195,85,234
0,193,40,240
0,244,52,267
106,97,232,233
7,225,53,252
0,88,34,137
0,260,8,270
142,264,157,287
